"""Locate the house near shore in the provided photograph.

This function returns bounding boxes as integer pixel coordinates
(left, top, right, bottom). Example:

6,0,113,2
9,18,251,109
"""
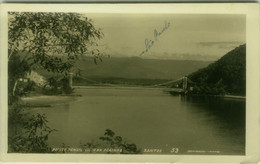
18,71,46,87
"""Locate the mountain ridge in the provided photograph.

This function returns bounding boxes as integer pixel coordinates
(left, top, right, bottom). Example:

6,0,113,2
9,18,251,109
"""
74,56,213,80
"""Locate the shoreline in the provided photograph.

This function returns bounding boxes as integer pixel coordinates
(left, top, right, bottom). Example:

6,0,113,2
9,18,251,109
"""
20,86,246,107
224,95,246,99
169,91,245,100
73,85,167,90
21,95,79,108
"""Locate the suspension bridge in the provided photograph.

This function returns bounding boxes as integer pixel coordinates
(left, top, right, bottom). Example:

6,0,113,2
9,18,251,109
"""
68,73,194,94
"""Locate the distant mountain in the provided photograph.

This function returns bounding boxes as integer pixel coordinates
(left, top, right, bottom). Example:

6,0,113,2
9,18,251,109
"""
188,44,246,95
74,56,212,80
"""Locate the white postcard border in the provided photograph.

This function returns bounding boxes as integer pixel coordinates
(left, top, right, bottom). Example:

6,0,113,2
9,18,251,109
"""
0,3,259,163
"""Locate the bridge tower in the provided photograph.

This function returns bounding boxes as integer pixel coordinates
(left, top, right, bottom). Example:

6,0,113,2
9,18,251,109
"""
69,72,73,88
182,76,188,92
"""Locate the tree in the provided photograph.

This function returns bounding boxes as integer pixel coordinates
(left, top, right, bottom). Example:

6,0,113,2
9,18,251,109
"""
8,52,32,104
8,12,104,152
8,12,103,102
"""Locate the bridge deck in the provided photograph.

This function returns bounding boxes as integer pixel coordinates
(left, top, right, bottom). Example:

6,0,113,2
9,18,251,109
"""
163,88,184,93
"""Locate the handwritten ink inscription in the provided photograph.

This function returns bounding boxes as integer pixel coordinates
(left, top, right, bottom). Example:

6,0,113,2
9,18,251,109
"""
140,21,171,56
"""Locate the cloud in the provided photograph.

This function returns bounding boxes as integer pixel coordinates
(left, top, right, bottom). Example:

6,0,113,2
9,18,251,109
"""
140,52,219,61
197,41,244,48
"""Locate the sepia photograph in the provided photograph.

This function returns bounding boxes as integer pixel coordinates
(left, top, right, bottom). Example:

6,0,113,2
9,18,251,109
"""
0,3,260,163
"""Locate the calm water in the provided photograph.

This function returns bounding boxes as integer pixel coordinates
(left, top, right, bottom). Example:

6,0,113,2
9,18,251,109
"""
28,87,245,155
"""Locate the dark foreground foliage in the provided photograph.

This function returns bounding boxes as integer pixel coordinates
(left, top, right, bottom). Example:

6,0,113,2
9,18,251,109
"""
99,129,141,154
55,129,141,154
93,129,141,154
9,103,141,154
8,104,56,153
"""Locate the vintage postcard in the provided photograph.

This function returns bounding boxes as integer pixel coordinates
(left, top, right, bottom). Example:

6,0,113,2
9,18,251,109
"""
0,3,259,163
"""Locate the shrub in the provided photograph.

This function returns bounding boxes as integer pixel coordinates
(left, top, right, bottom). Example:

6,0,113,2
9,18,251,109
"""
8,112,56,153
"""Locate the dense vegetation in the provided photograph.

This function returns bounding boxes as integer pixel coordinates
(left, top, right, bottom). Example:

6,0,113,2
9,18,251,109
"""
8,12,102,153
8,12,103,104
8,12,141,154
188,44,246,96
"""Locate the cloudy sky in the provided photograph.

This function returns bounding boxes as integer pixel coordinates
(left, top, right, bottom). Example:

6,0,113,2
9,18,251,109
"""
86,14,245,61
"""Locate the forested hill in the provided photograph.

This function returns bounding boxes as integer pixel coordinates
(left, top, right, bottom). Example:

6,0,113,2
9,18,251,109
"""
36,56,212,86
188,44,246,95
74,57,212,80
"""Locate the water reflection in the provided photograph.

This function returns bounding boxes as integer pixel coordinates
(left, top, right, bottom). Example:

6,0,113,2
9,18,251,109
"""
26,88,246,155
180,95,245,154
180,95,245,126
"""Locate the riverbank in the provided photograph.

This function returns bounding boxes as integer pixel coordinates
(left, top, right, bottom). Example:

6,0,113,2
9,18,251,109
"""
21,94,81,108
169,90,246,100
73,85,166,90
21,86,166,108
20,86,246,108
224,95,246,99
